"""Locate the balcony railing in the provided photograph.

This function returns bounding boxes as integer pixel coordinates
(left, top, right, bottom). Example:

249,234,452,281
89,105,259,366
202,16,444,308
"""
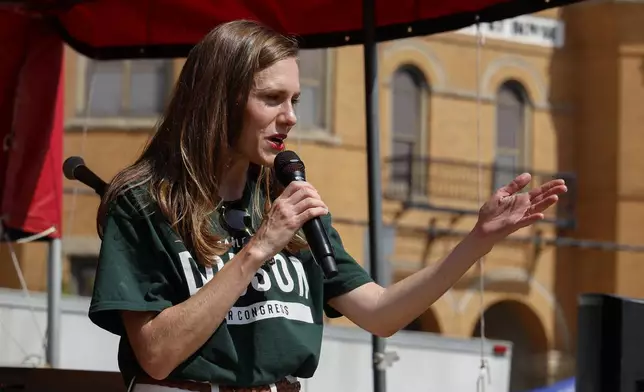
383,151,577,230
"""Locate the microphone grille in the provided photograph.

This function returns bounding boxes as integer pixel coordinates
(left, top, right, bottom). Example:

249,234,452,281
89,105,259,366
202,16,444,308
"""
275,150,304,173
274,151,305,185
63,156,85,180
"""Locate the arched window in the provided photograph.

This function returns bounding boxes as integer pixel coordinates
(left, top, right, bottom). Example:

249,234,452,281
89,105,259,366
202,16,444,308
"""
391,66,428,197
494,80,529,191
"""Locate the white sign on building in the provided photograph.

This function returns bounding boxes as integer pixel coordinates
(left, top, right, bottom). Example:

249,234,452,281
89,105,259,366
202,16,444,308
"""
457,15,565,48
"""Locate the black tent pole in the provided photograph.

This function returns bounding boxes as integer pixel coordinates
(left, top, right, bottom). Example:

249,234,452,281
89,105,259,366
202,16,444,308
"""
362,0,387,392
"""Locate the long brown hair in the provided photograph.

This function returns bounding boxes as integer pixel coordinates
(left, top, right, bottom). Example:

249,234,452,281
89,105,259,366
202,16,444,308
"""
97,20,307,266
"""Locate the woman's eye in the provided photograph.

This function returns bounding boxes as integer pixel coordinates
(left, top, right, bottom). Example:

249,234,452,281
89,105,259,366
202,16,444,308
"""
265,94,281,105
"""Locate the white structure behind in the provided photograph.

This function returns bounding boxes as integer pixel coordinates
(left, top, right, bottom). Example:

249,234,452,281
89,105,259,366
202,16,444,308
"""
0,288,512,391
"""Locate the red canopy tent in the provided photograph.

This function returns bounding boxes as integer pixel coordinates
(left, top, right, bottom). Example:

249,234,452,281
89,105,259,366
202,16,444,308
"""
10,0,581,58
0,0,584,389
0,8,63,242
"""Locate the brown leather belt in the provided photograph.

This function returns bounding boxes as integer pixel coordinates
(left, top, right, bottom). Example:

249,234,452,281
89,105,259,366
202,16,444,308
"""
134,375,301,392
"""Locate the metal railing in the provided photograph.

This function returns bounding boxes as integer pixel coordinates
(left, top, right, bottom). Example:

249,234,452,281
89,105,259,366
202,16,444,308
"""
384,149,577,229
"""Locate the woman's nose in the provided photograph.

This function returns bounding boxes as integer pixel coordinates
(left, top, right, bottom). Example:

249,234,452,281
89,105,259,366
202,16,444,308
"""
280,107,297,127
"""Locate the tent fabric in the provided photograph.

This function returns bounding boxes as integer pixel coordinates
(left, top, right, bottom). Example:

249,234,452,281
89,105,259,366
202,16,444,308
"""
43,0,583,59
0,10,63,240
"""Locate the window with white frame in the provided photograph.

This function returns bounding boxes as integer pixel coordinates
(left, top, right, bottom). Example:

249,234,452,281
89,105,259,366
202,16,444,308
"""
80,58,172,118
494,80,530,191
295,49,331,132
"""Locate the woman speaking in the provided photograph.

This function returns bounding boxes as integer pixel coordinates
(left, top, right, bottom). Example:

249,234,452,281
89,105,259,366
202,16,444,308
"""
88,19,567,392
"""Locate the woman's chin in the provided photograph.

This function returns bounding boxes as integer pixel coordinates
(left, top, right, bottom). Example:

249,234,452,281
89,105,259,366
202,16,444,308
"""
252,151,277,168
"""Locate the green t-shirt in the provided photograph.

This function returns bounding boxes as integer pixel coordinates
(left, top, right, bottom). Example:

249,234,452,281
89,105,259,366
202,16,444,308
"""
88,181,373,387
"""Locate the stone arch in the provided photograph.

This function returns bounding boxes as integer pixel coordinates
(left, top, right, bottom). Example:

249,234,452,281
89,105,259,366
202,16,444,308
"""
420,308,441,333
420,307,441,333
472,299,549,391
458,268,571,352
395,269,447,333
404,307,441,333
497,78,532,105
481,55,547,106
382,40,446,89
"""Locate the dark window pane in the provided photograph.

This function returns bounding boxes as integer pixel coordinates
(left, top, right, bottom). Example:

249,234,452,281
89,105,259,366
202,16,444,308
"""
129,60,169,116
494,81,528,192
390,66,428,196
496,82,525,149
299,49,326,80
297,49,327,130
86,61,123,116
297,85,320,129
392,68,421,139
392,140,413,182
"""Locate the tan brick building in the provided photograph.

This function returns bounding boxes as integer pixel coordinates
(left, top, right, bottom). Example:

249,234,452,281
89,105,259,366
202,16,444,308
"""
2,2,644,390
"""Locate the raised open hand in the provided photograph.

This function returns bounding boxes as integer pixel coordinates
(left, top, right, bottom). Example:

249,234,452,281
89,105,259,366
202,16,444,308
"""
474,173,568,242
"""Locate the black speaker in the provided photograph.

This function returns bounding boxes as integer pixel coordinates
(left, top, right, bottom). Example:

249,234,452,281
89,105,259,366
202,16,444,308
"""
576,293,644,392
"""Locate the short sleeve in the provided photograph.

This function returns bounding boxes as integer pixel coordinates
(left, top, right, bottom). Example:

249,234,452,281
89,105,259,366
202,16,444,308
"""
89,190,177,336
307,213,373,318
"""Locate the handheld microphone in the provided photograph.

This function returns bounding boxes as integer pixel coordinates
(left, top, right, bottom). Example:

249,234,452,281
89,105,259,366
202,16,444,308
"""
63,156,107,197
274,151,339,279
